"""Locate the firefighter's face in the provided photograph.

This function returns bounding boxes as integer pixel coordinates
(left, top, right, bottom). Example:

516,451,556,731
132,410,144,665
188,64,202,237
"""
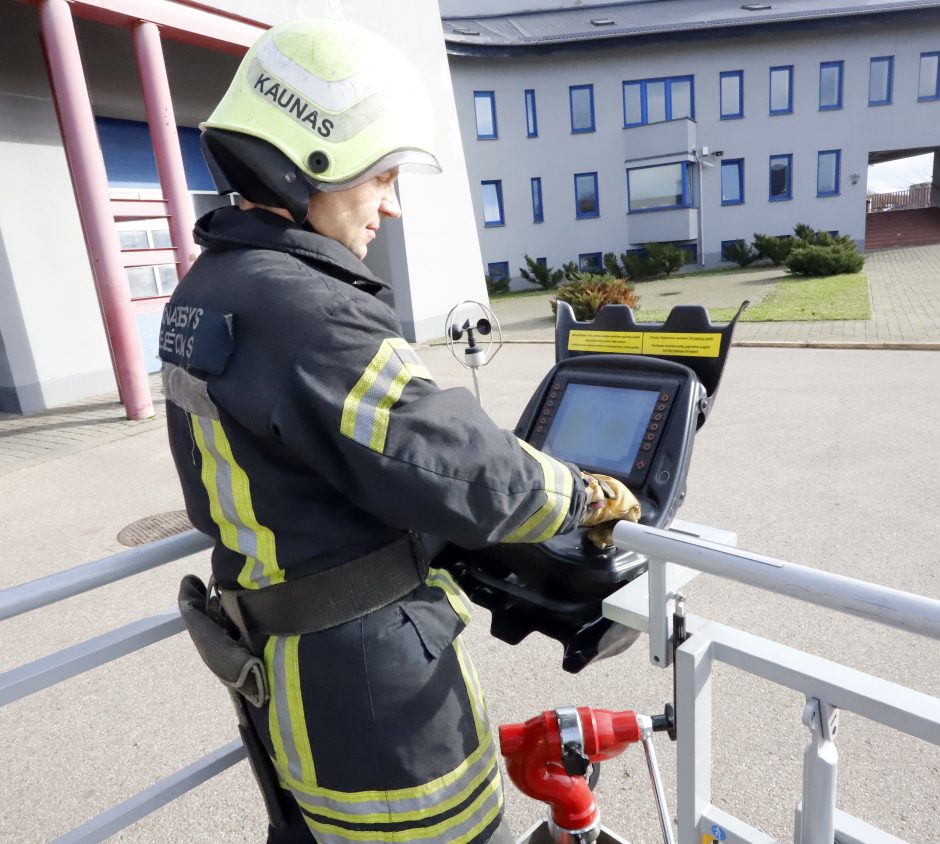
308,168,402,259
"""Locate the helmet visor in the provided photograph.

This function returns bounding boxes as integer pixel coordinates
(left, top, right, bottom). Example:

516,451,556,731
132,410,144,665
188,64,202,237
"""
312,149,441,192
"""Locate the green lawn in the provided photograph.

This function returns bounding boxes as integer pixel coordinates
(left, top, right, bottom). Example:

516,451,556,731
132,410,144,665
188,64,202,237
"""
633,272,870,323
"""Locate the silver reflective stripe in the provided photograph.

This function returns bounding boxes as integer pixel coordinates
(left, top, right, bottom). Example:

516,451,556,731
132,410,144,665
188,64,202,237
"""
272,637,305,783
195,417,261,566
256,36,387,113
162,363,218,419
288,735,500,818
352,355,403,447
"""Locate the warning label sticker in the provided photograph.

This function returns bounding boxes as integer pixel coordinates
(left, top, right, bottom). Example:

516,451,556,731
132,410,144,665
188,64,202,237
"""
568,331,721,358
568,330,643,354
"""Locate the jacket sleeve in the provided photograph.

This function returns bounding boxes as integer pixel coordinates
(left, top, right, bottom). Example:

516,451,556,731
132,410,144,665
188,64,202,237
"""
269,294,586,548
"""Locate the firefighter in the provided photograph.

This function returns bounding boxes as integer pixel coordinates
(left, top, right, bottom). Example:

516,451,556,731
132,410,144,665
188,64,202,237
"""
162,18,640,844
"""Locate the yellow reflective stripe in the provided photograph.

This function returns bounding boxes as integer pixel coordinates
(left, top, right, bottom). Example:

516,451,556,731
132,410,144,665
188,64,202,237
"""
301,770,503,843
503,440,574,543
426,567,472,624
291,740,499,824
189,415,284,589
341,338,433,454
190,414,238,554
264,636,289,773
285,636,317,784
454,636,487,745
280,721,495,802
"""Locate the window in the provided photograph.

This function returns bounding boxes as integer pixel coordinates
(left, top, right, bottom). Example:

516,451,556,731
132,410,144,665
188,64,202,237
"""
919,52,940,101
487,261,509,281
570,85,595,132
481,180,504,226
869,57,893,105
627,162,692,212
578,252,603,272
817,150,841,196
721,159,745,205
474,91,497,139
721,240,745,262
574,172,599,218
525,89,538,137
819,61,843,110
531,177,544,223
536,257,547,267
769,154,793,200
623,76,695,126
769,66,793,114
720,71,744,119
116,222,178,299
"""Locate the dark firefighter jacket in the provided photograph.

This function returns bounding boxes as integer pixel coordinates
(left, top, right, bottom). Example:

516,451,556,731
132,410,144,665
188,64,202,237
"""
158,207,588,843
159,205,587,592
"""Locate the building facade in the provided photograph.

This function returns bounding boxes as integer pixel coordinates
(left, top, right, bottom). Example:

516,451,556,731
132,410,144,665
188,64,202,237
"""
0,0,482,416
444,1,940,282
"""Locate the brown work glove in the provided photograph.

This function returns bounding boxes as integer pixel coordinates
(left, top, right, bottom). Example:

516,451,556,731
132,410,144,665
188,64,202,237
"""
580,472,641,549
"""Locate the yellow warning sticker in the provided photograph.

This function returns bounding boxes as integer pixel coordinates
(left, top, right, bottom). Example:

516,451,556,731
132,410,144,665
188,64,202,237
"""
568,330,722,358
642,332,722,358
568,330,643,354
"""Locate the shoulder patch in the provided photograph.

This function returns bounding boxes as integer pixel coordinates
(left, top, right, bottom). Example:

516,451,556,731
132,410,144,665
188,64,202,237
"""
158,304,234,375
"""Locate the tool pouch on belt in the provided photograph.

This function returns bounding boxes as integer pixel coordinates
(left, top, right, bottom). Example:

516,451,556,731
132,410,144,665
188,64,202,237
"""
177,574,269,708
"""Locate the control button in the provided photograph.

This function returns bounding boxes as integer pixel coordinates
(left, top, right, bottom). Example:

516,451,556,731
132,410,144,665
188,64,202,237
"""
657,470,671,484
656,403,666,412
645,433,655,441
635,459,646,470
649,422,659,431
547,400,555,407
641,443,652,451
654,413,663,422
661,393,670,401
536,425,544,432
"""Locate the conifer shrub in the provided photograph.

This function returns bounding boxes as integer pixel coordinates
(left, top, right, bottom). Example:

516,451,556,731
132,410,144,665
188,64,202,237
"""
518,254,563,289
722,239,759,267
551,272,639,321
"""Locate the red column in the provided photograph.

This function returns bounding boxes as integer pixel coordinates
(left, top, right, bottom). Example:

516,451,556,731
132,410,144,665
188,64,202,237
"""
133,21,199,280
38,0,154,420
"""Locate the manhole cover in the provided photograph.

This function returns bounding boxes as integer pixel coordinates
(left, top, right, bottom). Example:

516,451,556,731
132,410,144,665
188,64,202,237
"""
118,511,193,547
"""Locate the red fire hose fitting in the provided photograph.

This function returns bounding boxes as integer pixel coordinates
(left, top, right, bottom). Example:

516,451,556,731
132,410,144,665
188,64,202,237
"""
498,707,641,833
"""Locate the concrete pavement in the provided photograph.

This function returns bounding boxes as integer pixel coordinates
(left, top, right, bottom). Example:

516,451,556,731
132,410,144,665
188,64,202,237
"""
1,244,940,843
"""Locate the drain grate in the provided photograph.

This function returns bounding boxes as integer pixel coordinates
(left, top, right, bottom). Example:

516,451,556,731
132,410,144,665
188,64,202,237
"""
118,510,194,547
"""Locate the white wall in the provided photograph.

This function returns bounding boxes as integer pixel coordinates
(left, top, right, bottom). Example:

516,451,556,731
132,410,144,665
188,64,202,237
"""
450,16,940,272
0,0,483,413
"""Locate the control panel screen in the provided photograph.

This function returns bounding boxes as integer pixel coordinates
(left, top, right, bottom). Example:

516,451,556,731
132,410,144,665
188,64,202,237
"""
541,383,660,475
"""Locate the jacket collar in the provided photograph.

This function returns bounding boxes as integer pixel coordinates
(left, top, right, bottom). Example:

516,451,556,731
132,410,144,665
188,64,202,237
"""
194,206,389,293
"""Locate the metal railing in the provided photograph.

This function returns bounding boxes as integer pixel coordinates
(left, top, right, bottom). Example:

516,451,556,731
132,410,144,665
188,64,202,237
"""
866,184,938,213
0,528,244,844
606,520,940,844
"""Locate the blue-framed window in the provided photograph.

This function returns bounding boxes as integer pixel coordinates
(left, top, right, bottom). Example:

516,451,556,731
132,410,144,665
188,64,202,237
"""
721,239,747,262
721,159,745,205
487,261,509,281
570,85,595,132
578,252,603,272
869,57,894,106
481,180,504,226
817,150,841,197
536,257,547,267
627,162,693,212
525,89,538,137
623,76,694,126
574,172,599,218
918,52,940,101
769,154,793,201
474,91,497,139
819,61,844,110
531,177,544,223
720,71,744,119
769,66,794,114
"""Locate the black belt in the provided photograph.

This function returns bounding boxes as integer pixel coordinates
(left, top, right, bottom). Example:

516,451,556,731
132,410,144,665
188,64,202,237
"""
219,533,429,638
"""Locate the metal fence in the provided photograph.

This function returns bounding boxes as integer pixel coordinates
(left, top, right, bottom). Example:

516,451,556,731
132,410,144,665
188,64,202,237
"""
0,528,247,844
867,184,938,212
